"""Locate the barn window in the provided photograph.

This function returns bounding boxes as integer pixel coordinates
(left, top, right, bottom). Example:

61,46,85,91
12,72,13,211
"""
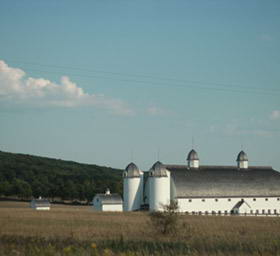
262,209,265,214
212,211,216,215
198,211,202,215
274,209,277,214
253,198,256,201
256,210,259,214
185,211,189,215
215,199,218,202
277,198,280,201
268,209,271,214
265,198,268,201
191,211,195,215
188,199,192,202
228,199,231,201
250,210,253,214
225,211,228,215
202,199,205,202
205,211,208,215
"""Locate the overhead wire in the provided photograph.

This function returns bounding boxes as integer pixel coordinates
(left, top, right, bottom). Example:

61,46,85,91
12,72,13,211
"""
4,59,280,96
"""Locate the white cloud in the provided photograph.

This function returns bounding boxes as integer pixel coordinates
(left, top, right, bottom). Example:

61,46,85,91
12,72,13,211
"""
259,34,273,42
146,105,168,116
208,119,279,137
270,110,280,120
0,60,134,115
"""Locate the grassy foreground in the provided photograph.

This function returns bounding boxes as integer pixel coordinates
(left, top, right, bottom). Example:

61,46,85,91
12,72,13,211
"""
1,201,280,255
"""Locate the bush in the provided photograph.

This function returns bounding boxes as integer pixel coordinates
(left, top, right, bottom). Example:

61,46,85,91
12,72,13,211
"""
149,200,180,235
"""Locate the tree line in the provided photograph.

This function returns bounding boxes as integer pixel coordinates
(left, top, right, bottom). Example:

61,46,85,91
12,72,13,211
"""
0,151,123,203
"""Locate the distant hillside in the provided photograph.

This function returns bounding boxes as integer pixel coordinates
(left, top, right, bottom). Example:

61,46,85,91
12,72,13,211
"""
0,151,123,202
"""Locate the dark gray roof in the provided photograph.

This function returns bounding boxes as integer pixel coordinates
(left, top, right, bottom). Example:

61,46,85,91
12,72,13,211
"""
95,193,123,204
31,199,50,207
150,161,168,177
187,149,199,161
124,162,141,178
165,164,280,198
237,151,248,161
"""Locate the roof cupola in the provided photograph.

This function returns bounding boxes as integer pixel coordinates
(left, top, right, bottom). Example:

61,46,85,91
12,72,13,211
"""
187,149,199,168
237,151,248,169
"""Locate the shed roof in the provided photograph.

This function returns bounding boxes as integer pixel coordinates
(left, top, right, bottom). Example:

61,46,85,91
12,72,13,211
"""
94,193,123,205
31,199,50,207
165,164,280,198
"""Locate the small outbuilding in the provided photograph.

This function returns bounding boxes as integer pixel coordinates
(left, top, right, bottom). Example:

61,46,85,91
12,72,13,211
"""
93,189,123,212
31,197,51,210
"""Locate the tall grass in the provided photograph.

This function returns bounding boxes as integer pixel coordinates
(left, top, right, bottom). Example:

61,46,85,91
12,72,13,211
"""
1,201,280,255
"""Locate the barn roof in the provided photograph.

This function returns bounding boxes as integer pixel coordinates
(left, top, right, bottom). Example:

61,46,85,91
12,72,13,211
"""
164,165,280,198
95,193,123,205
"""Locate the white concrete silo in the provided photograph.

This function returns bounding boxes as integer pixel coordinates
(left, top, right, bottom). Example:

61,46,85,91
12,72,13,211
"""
123,162,143,211
149,161,170,211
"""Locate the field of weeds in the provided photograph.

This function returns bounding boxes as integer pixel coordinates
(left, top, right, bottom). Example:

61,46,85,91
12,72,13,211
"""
1,201,280,255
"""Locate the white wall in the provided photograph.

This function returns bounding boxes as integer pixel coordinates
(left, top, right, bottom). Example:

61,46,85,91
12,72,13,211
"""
177,197,280,215
238,161,248,169
189,160,199,168
102,204,123,212
34,206,50,211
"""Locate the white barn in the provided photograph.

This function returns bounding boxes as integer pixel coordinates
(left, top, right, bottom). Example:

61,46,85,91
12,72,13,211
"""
123,150,280,215
31,198,51,210
93,189,123,212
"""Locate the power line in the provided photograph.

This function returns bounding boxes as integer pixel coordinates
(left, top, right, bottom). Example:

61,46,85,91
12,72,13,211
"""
19,67,279,96
4,58,280,95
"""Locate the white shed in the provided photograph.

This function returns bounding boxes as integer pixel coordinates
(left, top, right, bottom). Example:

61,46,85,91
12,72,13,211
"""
31,198,51,210
93,189,123,211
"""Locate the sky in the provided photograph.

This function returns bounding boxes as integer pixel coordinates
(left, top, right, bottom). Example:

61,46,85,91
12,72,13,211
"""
0,0,279,171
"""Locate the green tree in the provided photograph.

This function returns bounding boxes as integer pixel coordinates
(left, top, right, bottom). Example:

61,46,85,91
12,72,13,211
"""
0,181,12,196
12,179,32,199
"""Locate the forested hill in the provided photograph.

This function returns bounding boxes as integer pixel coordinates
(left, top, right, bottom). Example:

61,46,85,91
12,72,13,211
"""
0,151,123,202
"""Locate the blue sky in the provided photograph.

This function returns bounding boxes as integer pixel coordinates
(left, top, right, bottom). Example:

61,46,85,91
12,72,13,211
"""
0,1,279,171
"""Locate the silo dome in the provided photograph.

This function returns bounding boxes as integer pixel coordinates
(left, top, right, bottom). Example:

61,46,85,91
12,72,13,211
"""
236,151,248,162
124,162,141,177
187,149,199,161
149,161,167,177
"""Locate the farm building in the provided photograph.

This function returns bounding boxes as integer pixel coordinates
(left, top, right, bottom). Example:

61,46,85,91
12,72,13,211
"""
123,150,280,216
93,189,123,211
31,198,51,210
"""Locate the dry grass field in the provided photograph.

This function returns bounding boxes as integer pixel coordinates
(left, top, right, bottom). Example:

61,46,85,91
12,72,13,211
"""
1,201,280,255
